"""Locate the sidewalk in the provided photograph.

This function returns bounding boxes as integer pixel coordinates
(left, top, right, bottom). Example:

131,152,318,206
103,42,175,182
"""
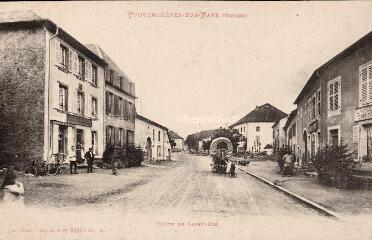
240,160,372,216
17,160,181,210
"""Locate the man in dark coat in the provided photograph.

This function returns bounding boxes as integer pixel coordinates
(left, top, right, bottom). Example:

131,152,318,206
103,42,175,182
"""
85,147,95,173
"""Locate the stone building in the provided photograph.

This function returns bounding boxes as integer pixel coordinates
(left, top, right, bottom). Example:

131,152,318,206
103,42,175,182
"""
230,103,287,153
0,11,106,165
293,29,372,166
86,44,136,148
135,115,171,161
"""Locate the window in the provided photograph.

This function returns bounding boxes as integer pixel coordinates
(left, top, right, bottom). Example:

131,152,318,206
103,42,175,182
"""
127,130,134,144
58,125,68,153
256,126,260,132
153,129,155,140
60,45,69,69
92,65,98,86
91,97,97,117
106,126,114,145
109,69,114,84
119,97,123,117
359,63,372,107
158,131,161,141
106,92,114,115
119,76,123,89
58,84,68,111
114,95,119,116
128,102,133,122
91,131,97,154
119,128,123,146
255,135,260,145
328,76,341,116
78,56,85,79
123,99,129,120
77,92,85,115
317,90,321,116
328,127,340,146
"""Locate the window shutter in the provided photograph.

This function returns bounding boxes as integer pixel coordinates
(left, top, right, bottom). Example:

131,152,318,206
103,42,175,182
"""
368,65,372,104
68,49,72,72
55,40,61,66
106,92,110,114
106,126,110,146
87,61,92,82
360,66,368,106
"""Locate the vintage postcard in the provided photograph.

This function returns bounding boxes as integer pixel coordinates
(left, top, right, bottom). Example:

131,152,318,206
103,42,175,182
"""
1,1,372,240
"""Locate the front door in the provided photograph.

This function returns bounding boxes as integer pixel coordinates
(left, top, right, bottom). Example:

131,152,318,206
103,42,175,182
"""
76,129,84,161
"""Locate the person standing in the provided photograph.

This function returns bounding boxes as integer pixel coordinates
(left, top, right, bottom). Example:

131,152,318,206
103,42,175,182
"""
282,152,294,177
69,146,78,174
85,147,95,173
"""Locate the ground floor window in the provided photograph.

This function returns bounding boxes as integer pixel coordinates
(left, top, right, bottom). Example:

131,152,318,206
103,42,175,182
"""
127,130,134,144
58,125,68,153
328,127,340,146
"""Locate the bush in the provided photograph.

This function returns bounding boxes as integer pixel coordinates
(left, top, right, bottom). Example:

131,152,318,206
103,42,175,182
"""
312,144,354,188
102,144,144,168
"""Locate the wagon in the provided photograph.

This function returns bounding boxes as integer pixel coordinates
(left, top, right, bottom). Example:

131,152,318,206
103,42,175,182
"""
209,137,233,174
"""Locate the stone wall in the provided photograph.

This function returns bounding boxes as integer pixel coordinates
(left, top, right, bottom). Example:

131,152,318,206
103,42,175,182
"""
0,25,46,168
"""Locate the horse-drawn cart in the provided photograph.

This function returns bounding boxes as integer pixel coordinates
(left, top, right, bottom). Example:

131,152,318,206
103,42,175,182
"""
210,137,233,174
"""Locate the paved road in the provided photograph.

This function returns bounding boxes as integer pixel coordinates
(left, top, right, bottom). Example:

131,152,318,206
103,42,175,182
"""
118,153,319,217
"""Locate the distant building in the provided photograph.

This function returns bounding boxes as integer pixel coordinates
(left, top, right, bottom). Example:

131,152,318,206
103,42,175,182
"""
168,130,184,151
230,103,287,153
272,116,288,153
135,115,171,161
283,109,299,162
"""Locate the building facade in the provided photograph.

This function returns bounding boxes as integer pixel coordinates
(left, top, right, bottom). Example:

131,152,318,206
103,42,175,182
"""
294,30,372,166
272,116,288,153
283,109,299,161
0,11,107,166
230,103,287,153
135,115,171,161
86,44,136,149
168,130,184,151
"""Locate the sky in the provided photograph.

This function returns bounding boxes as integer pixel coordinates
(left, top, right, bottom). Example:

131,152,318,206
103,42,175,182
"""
2,1,372,138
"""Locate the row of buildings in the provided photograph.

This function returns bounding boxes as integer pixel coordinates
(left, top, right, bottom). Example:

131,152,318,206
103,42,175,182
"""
0,11,183,165
259,28,372,167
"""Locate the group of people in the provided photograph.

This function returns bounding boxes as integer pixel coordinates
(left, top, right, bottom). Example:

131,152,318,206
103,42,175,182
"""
68,146,95,174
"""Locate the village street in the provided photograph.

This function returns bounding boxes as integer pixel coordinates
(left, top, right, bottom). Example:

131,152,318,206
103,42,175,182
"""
4,153,372,240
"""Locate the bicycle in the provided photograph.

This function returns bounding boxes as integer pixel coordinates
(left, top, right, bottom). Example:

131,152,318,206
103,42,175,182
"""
47,153,66,175
24,160,48,176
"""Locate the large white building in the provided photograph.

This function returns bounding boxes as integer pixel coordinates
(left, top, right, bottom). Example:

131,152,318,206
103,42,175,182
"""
230,103,287,153
135,115,171,161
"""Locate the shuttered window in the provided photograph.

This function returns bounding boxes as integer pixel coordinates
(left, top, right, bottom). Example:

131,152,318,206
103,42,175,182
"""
327,76,341,117
359,64,372,106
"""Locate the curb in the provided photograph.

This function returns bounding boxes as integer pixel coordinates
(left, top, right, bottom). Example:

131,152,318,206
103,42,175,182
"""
237,166,343,221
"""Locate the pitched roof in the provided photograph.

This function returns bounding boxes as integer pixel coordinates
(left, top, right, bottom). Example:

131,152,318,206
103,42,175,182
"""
230,103,287,128
85,44,131,80
0,10,41,23
136,114,168,131
0,11,106,67
294,29,372,104
168,130,183,140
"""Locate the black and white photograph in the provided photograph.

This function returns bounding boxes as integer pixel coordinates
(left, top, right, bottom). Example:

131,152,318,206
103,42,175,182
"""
1,1,372,240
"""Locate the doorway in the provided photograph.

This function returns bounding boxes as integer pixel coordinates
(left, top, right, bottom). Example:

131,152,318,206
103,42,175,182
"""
303,130,308,163
146,137,152,161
